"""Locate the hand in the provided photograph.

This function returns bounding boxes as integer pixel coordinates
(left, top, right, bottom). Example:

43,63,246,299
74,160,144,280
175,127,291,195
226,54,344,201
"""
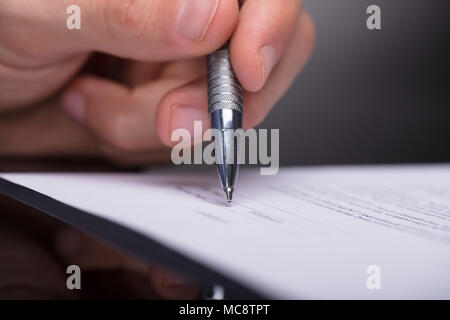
0,0,315,163
0,0,315,299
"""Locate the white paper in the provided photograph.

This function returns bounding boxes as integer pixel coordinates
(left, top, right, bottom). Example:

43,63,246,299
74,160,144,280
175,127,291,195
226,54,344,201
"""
2,164,450,299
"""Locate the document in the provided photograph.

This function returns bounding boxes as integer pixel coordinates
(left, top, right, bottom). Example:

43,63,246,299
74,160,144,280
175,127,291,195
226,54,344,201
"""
1,165,450,299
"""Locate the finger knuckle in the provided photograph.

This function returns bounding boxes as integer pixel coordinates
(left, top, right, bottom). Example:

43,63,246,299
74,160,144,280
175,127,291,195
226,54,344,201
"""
105,0,152,39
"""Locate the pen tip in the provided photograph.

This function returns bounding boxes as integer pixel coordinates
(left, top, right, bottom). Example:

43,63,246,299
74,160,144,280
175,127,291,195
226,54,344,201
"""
224,187,233,202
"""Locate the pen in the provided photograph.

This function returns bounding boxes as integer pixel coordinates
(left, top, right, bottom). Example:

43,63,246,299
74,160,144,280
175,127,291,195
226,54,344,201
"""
207,42,243,202
207,43,242,202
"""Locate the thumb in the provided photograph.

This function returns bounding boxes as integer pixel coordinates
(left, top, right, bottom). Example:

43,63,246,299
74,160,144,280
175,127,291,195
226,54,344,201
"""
54,0,238,61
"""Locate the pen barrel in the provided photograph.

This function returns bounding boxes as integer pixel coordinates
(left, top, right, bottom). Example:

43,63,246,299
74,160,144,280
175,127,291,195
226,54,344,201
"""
207,43,244,114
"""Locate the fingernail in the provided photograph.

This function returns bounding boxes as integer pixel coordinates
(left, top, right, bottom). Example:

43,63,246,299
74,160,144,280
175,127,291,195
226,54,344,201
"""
177,0,219,40
259,45,277,85
62,92,85,121
170,104,205,144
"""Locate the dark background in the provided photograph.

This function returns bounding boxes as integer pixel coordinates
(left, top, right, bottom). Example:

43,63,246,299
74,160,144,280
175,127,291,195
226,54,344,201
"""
261,0,450,166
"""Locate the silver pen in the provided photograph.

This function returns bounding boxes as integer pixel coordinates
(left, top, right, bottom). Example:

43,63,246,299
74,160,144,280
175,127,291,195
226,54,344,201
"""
207,42,243,202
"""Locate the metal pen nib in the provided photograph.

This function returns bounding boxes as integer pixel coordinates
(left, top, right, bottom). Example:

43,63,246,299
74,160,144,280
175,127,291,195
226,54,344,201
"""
207,43,243,202
224,187,234,202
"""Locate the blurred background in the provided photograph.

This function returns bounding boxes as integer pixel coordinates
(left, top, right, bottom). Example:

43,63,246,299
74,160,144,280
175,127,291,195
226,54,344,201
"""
261,0,450,166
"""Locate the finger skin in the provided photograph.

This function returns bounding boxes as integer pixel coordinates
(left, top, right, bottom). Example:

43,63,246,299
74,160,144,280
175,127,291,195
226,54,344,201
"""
99,145,172,167
0,99,98,157
0,0,237,110
62,11,315,156
88,0,239,61
231,0,303,92
243,11,316,127
62,57,208,153
62,76,183,152
156,78,210,147
0,0,239,67
0,54,89,111
156,11,315,146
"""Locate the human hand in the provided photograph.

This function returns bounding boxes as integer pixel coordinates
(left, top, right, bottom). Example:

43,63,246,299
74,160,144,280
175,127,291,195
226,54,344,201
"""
0,0,315,162
0,0,315,299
